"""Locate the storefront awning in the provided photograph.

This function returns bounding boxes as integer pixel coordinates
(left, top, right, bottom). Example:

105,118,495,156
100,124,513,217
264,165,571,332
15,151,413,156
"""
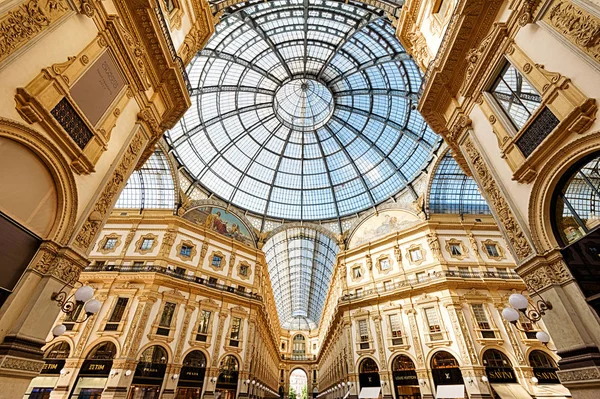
435,385,465,398
533,383,571,398
358,387,381,398
491,384,533,399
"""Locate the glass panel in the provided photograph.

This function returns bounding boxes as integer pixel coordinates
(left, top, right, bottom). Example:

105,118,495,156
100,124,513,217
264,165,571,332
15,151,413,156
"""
159,302,177,328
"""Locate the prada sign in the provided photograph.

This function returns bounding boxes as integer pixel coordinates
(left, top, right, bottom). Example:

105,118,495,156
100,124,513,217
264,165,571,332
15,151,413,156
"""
179,366,206,387
41,360,65,375
485,367,517,383
392,371,418,386
533,368,560,384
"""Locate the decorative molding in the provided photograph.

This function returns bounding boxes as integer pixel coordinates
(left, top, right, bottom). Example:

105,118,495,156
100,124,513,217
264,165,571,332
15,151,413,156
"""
481,239,506,261
445,238,468,260
557,366,600,382
375,254,392,274
97,233,122,254
427,233,442,261
350,263,365,282
134,233,159,255
0,0,73,66
208,250,226,272
543,0,600,65
463,138,533,261
0,356,44,373
237,260,252,280
406,244,425,265
175,239,197,262
519,258,573,292
74,130,146,250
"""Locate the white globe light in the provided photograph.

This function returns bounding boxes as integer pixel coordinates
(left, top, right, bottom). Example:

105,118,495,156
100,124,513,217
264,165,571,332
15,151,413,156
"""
84,299,102,314
52,324,67,337
502,307,520,322
536,331,550,344
74,286,94,303
531,376,539,384
509,293,529,310
481,376,488,382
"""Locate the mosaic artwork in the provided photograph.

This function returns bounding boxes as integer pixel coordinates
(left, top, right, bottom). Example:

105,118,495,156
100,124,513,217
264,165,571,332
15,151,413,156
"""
349,210,421,248
183,207,254,246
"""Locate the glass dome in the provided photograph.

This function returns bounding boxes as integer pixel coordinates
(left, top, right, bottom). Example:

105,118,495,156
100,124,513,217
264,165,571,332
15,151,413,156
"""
166,0,440,221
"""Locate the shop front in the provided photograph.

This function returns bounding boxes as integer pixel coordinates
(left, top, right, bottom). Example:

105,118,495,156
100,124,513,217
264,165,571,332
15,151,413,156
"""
391,355,420,399
23,341,70,399
176,351,207,399
483,349,530,399
528,351,571,398
430,351,464,399
70,342,116,399
358,358,381,399
215,355,239,399
128,346,168,399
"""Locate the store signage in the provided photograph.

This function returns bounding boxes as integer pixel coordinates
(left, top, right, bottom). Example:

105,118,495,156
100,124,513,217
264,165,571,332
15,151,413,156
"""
392,371,418,386
41,359,65,375
135,362,167,379
80,360,112,376
533,368,560,384
432,368,464,386
485,367,517,383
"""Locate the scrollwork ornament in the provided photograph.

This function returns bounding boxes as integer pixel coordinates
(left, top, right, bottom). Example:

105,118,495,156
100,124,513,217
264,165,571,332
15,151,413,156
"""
80,0,95,18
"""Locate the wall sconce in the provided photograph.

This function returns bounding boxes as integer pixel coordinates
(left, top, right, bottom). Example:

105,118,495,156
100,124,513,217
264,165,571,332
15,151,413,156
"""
502,293,552,328
465,377,473,385
380,381,387,387
211,377,217,383
245,379,251,385
59,369,70,376
481,376,488,383
51,284,102,336
109,370,119,378
531,377,539,384
252,380,256,385
172,374,179,380
418,379,426,387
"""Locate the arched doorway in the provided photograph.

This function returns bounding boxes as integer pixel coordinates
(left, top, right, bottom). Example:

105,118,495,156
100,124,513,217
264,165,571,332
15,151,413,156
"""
391,355,420,399
216,355,239,399
482,349,528,399
71,341,117,399
551,154,600,316
529,351,559,384
176,351,207,399
289,369,308,399
25,341,71,398
129,345,168,399
430,351,464,399
358,357,380,388
293,335,306,359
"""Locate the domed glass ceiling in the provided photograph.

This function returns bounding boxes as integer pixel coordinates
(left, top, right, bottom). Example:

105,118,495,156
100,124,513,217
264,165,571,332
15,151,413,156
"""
166,0,441,221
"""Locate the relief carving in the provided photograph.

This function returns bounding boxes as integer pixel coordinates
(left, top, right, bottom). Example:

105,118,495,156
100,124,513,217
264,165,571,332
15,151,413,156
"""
546,1,600,58
464,139,533,261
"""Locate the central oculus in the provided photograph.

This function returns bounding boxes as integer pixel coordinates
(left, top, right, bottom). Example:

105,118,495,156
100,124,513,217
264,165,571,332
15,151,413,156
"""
273,78,334,131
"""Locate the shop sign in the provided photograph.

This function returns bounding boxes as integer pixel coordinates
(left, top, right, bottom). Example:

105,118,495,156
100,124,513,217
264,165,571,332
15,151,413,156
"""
392,371,418,386
180,366,206,384
485,367,517,383
80,360,113,376
135,362,167,379
533,368,560,384
41,359,65,375
432,368,464,385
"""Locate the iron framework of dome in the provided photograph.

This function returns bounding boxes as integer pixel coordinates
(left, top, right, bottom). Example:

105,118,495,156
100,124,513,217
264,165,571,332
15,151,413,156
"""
166,0,441,221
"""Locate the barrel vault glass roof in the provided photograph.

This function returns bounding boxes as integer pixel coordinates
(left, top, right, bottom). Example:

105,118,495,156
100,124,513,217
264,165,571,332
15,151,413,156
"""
165,0,441,221
262,227,339,329
429,151,490,215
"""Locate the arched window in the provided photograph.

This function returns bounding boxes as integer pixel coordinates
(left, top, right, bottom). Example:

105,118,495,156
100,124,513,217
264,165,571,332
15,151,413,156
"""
431,351,460,369
482,349,512,368
220,355,239,372
44,342,70,359
293,334,306,355
359,358,379,374
139,345,168,364
392,355,416,371
183,351,207,368
87,342,117,360
482,349,516,383
552,154,600,246
529,350,557,369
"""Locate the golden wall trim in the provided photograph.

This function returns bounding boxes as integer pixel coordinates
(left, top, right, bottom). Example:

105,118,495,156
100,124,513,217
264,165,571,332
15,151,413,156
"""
445,238,468,260
542,0,600,65
208,250,226,272
175,239,197,261
237,260,252,280
97,233,122,254
463,138,533,262
481,239,506,261
134,233,159,255
406,244,426,265
0,0,73,67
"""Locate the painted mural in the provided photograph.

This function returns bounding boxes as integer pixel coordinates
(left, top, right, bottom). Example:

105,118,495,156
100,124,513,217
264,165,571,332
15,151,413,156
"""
349,210,420,248
183,207,254,246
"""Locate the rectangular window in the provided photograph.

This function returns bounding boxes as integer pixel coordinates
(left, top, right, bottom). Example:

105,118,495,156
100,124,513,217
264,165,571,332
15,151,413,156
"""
95,260,105,268
180,245,192,257
472,304,496,338
450,244,462,256
164,0,176,13
103,238,117,250
229,317,242,347
416,272,427,283
520,316,537,339
132,261,144,268
424,307,443,341
355,288,363,297
140,238,154,251
353,266,362,279
459,267,470,278
157,302,176,336
485,244,500,257
490,62,543,130
105,297,129,331
409,249,422,262
196,310,211,341
237,285,246,293
239,265,249,276
358,319,369,349
208,277,217,285
212,255,222,268
174,267,186,275
389,314,403,345
64,302,84,329
383,280,393,291
379,258,390,271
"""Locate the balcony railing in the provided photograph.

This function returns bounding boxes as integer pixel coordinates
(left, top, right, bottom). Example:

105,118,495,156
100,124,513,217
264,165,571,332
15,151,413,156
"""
154,0,192,94
84,264,263,301
340,270,521,302
281,354,317,361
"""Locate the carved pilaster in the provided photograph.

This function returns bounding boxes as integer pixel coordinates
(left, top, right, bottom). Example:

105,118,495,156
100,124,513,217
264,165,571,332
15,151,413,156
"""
445,303,478,365
406,309,424,367
211,312,228,367
174,305,195,363
125,296,157,358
